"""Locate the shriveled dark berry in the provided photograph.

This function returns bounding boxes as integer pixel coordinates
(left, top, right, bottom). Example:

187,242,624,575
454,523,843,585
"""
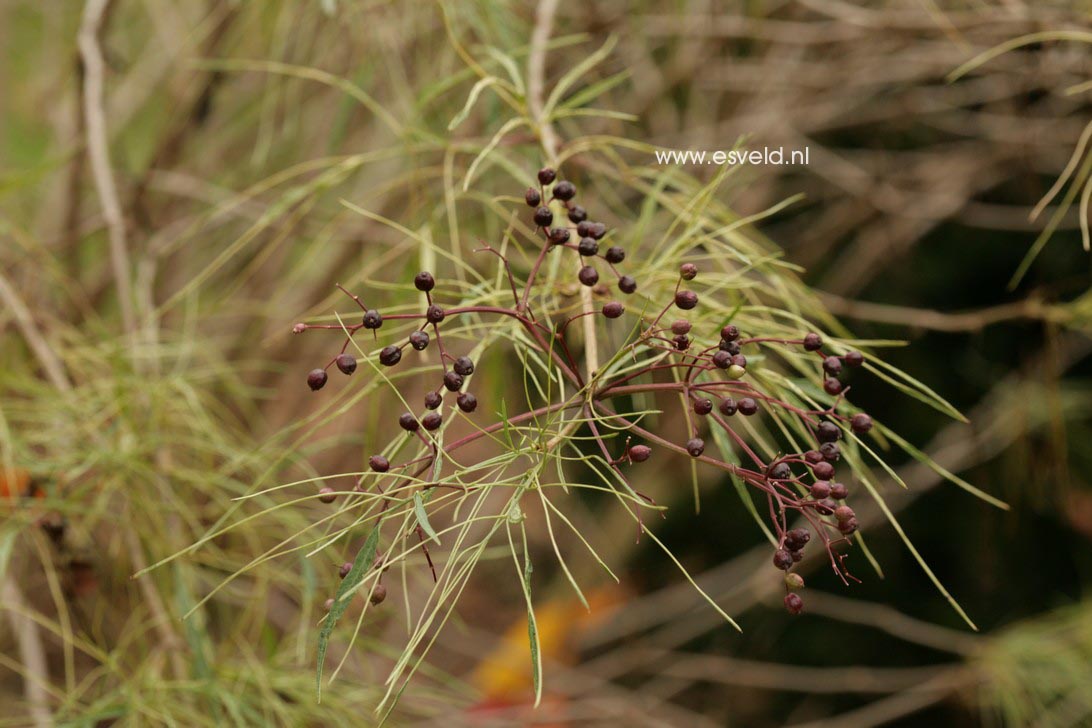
409,330,430,350
578,266,599,286
838,517,859,534
307,369,328,391
576,221,594,238
773,549,793,570
426,304,445,323
790,549,804,563
768,462,792,480
379,345,402,366
804,450,823,464
422,412,442,431
525,187,541,207
713,350,732,369
602,301,624,318
423,391,442,410
363,309,382,329
823,356,843,376
816,421,841,443
533,206,553,227
578,237,599,256
784,592,804,615
679,262,698,280
686,437,705,457
845,351,865,367
318,487,337,504
588,222,607,239
785,528,811,551
810,480,831,499
812,460,834,480
537,167,556,185
851,413,873,434
721,325,740,342
731,354,747,368
819,442,840,462
604,246,625,264
671,319,692,335
672,334,689,351
719,397,737,416
414,271,436,292
618,276,637,294
693,398,713,416
548,228,571,245
803,332,823,351
398,413,419,432
369,455,390,472
629,444,651,462
675,290,698,310
568,205,587,223
830,482,848,500
443,371,463,392
370,583,387,605
816,498,837,515
339,562,353,579
738,398,758,416
834,505,855,523
553,180,576,200
456,392,477,413
824,378,843,395
719,339,741,355
336,354,357,375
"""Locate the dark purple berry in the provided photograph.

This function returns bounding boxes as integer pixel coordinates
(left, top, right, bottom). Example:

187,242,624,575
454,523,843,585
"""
370,583,388,605
675,290,698,310
686,437,705,457
538,167,556,185
851,413,873,434
810,481,831,499
456,392,477,413
414,271,436,292
379,345,402,366
409,330,430,350
738,398,758,416
721,325,740,342
443,371,463,392
673,334,690,350
823,356,843,376
671,319,692,335
845,351,865,367
773,549,793,570
604,246,625,264
568,205,587,224
629,444,651,463
339,562,353,578
336,354,357,375
784,593,804,615
817,421,841,443
370,455,390,472
548,228,571,245
838,517,860,535
422,412,442,431
713,350,732,369
363,309,382,329
803,332,823,351
318,487,336,504
578,266,599,286
602,302,624,318
824,378,843,395
785,527,811,551
576,221,593,238
819,442,840,462
679,262,698,280
533,206,553,227
453,356,474,376
426,304,445,323
424,391,442,410
731,354,747,368
618,276,637,294
553,180,576,200
768,462,792,480
834,505,855,523
693,398,713,416
307,369,328,391
719,339,741,355
525,187,541,207
804,450,823,464
830,482,848,500
816,498,837,515
398,413,419,432
588,222,607,240
812,460,835,480
719,397,737,416
790,549,804,563
578,237,599,256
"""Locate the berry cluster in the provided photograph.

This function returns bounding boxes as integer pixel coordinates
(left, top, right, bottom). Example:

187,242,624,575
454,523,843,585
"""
295,167,876,616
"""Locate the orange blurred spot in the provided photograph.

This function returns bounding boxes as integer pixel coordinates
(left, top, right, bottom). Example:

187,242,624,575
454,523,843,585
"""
0,468,42,501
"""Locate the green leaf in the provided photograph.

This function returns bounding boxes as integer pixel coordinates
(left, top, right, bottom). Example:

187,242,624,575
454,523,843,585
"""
414,491,441,544
317,525,381,698
448,76,505,131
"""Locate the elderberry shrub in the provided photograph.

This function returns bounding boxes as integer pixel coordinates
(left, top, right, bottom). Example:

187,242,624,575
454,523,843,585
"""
295,167,884,639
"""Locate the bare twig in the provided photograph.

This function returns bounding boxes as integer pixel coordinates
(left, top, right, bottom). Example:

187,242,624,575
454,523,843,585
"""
0,272,73,392
817,291,1062,332
1,576,54,728
78,0,135,335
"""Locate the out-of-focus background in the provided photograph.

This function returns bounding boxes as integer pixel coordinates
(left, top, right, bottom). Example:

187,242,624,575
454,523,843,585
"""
1,1,1090,726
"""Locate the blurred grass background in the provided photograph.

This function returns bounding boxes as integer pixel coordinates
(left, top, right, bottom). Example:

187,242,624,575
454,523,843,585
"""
1,1,1090,726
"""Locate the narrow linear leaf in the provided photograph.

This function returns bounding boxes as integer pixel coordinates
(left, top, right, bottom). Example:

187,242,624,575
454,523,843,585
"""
414,491,441,544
